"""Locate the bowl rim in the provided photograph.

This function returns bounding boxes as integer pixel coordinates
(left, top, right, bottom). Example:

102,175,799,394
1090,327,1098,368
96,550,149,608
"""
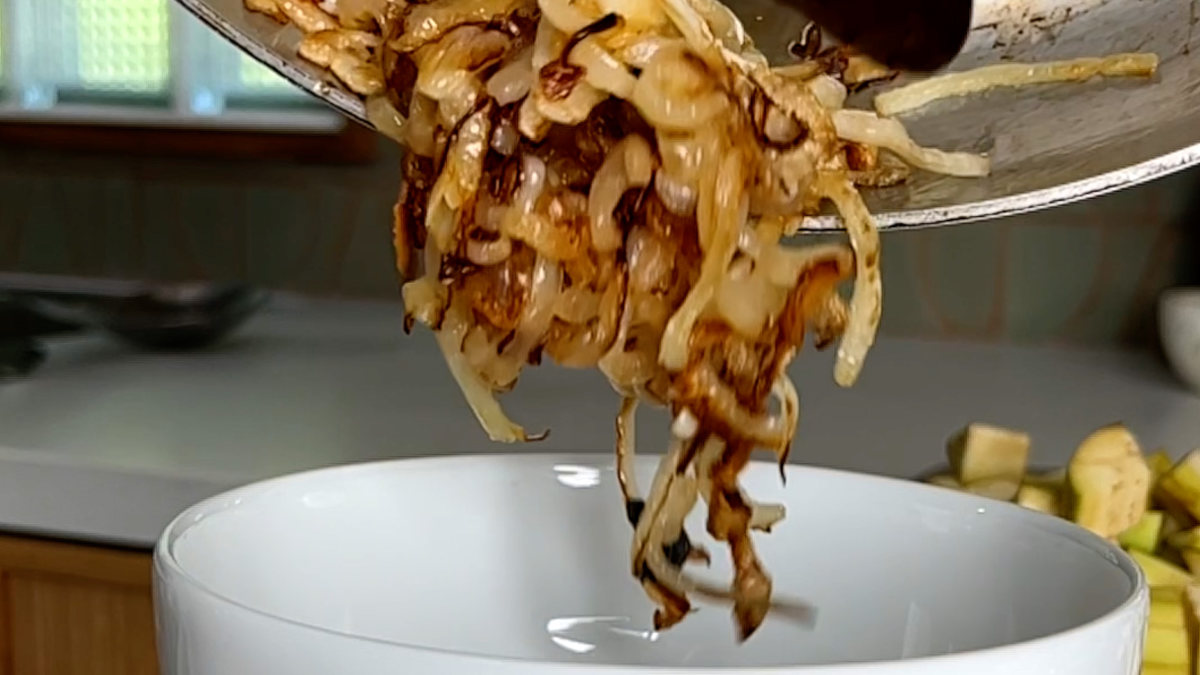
154,452,1148,673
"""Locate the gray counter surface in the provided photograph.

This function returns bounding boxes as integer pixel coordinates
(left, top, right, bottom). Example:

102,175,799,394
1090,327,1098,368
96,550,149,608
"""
2,296,1197,548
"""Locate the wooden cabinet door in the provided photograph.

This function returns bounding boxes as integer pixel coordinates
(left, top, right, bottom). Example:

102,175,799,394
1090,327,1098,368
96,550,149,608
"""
0,534,157,675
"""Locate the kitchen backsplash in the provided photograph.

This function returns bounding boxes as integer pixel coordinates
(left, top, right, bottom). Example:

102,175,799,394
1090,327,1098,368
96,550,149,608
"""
1,140,1196,347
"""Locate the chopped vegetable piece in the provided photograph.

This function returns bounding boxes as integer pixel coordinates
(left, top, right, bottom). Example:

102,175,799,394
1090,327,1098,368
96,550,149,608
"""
926,474,962,490
1022,467,1066,490
1146,625,1191,666
1150,587,1186,629
1118,510,1164,553
1016,484,1060,515
946,423,1031,485
1168,527,1200,551
1131,550,1193,588
1149,450,1175,483
1161,510,1192,542
964,477,1020,501
1181,550,1200,576
1183,584,1200,674
1141,665,1190,675
1160,451,1200,522
1066,423,1151,538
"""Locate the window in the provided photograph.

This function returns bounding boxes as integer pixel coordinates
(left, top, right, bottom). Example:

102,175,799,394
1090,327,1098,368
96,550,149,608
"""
0,0,342,131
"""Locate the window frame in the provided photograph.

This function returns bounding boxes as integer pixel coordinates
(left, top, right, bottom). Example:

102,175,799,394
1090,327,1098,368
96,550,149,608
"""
0,0,376,163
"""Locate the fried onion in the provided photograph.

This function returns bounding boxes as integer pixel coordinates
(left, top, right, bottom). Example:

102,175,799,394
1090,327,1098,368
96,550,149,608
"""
246,0,1159,642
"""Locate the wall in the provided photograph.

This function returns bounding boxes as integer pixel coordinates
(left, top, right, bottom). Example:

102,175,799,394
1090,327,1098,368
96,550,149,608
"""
878,169,1198,346
1,138,1196,347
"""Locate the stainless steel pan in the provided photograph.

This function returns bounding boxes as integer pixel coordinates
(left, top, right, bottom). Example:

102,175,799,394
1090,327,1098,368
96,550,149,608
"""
174,0,1200,231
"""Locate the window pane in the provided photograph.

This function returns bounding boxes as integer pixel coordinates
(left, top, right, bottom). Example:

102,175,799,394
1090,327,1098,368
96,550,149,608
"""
181,8,307,110
229,48,310,105
6,0,327,124
75,0,169,93
239,54,295,93
16,0,170,100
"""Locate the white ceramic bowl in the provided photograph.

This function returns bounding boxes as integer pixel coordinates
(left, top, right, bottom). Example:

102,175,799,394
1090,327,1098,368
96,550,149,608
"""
154,454,1147,674
1161,287,1200,395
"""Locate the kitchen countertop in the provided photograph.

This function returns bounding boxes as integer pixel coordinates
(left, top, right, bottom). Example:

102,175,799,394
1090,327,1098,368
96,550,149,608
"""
2,294,1199,549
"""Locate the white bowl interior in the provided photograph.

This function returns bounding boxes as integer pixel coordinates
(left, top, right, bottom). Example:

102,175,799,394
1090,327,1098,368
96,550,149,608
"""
162,455,1137,668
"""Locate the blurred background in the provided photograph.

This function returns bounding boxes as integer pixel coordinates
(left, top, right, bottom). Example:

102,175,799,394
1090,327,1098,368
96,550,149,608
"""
1,0,1199,351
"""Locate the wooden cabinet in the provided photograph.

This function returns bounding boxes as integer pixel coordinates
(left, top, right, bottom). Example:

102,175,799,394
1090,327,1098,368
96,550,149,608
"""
0,533,157,675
